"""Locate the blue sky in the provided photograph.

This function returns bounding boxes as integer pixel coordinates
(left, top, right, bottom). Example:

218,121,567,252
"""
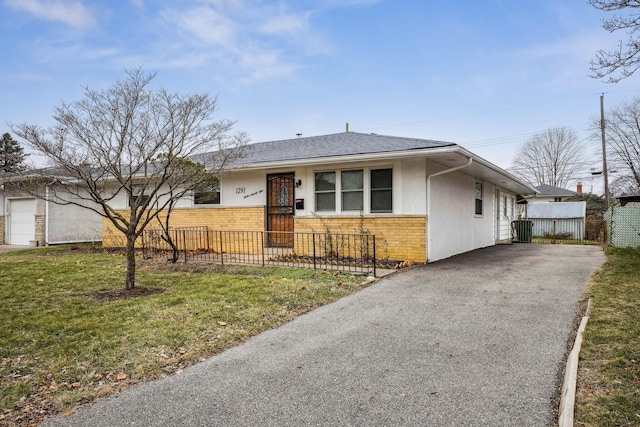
1,0,639,190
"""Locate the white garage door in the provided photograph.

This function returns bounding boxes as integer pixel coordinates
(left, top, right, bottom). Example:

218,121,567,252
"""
9,199,36,245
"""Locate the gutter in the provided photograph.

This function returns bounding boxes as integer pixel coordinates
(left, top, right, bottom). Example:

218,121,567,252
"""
426,156,473,262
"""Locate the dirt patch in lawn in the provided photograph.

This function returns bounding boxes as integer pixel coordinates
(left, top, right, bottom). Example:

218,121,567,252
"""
89,286,166,302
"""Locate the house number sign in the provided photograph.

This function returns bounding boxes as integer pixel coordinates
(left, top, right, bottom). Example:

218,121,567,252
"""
236,187,264,199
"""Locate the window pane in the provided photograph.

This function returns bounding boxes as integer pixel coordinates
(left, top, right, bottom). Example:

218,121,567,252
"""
475,198,483,215
475,182,483,199
195,189,220,205
316,192,335,211
371,189,392,212
341,170,363,190
342,191,363,210
130,185,150,207
371,169,392,189
315,172,335,191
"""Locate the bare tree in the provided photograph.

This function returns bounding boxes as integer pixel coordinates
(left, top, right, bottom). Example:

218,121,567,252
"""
12,68,247,290
152,156,220,263
511,126,586,188
599,96,640,194
589,0,640,82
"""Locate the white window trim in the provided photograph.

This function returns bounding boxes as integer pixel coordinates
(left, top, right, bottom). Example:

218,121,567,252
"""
474,181,483,217
313,166,393,214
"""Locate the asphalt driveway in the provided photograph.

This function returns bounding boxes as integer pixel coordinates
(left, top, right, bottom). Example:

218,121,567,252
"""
44,244,605,427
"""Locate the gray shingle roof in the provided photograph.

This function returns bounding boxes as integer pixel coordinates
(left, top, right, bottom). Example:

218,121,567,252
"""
533,184,576,197
233,132,456,165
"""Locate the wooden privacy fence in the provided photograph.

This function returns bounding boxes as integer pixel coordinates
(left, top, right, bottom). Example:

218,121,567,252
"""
142,227,378,277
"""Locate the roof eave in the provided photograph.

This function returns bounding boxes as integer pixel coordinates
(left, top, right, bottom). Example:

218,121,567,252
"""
228,145,461,171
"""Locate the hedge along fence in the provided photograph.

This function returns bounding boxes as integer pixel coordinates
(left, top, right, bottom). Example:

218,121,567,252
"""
141,228,380,276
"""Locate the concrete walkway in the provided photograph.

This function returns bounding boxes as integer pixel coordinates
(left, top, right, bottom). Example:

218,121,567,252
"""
43,244,605,427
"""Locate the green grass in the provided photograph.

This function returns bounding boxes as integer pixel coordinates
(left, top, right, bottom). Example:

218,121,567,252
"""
0,246,369,425
575,247,640,426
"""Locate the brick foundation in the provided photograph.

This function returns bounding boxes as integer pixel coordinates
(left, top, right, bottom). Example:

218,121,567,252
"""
101,208,426,263
294,216,426,263
102,206,266,247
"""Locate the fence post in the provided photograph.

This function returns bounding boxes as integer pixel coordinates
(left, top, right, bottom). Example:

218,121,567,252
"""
372,235,376,278
261,232,265,267
312,233,317,271
182,230,187,262
218,231,224,265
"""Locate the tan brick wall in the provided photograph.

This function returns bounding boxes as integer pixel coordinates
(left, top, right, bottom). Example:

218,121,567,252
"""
0,216,4,245
35,215,45,247
101,208,426,263
294,216,426,263
102,207,265,247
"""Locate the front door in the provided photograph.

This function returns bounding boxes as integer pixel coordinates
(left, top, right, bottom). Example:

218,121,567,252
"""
267,173,295,247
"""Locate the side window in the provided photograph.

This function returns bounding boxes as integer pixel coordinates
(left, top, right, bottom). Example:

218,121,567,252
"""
130,185,150,207
341,170,363,211
503,196,507,217
194,183,221,205
475,182,483,216
371,168,393,213
315,172,336,211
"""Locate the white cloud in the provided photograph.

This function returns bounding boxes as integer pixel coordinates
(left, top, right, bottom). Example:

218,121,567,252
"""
261,13,309,35
170,6,236,48
4,0,96,28
238,45,296,83
153,0,377,83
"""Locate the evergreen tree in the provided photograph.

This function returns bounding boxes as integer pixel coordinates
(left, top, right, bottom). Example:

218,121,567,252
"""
0,132,28,172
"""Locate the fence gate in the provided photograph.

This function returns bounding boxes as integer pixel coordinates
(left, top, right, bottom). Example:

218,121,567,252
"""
267,173,295,248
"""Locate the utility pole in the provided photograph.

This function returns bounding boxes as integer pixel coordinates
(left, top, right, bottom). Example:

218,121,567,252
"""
600,93,610,210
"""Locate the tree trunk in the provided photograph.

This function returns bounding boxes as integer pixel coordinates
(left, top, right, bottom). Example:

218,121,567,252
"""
125,232,137,290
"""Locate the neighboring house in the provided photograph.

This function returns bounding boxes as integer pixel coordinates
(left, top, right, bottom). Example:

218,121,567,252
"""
616,194,640,207
101,131,536,263
526,184,577,203
0,174,102,246
527,201,587,239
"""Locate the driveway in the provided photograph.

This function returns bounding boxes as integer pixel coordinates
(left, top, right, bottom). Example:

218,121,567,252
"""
0,244,32,253
44,244,605,427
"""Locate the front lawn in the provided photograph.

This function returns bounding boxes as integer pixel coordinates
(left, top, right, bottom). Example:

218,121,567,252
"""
575,247,640,426
0,246,369,426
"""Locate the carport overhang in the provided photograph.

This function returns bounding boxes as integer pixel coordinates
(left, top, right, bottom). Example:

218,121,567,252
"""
422,146,536,196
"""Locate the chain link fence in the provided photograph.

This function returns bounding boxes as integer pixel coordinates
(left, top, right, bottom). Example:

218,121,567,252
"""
605,206,640,248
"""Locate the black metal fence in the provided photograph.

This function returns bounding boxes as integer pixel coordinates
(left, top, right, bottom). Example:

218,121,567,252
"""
142,228,378,276
516,218,606,245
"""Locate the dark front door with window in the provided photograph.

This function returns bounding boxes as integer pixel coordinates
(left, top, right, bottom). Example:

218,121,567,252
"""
267,173,294,247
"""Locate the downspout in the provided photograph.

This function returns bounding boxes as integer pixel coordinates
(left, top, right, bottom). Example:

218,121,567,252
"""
426,156,473,262
45,184,50,246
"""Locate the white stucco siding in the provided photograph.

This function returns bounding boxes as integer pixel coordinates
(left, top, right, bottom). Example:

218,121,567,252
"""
47,187,103,243
427,170,496,262
496,189,516,242
399,158,426,214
